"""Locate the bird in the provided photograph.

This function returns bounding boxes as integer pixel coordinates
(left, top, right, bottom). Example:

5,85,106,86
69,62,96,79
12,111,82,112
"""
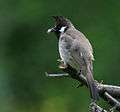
47,16,99,101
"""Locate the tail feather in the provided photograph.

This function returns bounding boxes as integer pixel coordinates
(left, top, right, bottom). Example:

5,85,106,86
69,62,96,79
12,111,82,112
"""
86,62,99,101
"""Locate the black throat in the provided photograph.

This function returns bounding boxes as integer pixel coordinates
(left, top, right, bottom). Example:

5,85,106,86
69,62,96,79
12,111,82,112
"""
54,25,68,39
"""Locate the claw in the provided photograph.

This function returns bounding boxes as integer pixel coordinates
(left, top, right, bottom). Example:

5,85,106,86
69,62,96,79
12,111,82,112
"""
57,59,63,62
59,64,67,69
57,59,67,69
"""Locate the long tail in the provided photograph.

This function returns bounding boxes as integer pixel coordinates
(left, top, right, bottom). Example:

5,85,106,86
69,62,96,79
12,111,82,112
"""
86,61,99,101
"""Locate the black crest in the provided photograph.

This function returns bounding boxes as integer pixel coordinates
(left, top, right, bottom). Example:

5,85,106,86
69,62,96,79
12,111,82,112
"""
50,16,73,38
53,16,73,28
52,16,69,27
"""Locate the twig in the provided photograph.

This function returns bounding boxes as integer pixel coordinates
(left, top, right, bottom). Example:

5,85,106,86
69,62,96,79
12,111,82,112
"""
104,92,120,111
45,65,120,111
45,72,69,77
90,102,107,112
98,84,120,98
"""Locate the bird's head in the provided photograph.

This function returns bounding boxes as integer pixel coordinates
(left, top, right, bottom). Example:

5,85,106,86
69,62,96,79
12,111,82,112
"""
47,16,73,36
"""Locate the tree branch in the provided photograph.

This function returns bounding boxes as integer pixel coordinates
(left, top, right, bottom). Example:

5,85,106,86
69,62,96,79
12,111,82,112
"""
46,65,120,111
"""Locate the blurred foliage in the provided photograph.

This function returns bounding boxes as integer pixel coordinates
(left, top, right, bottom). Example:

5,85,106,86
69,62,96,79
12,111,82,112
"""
0,0,120,112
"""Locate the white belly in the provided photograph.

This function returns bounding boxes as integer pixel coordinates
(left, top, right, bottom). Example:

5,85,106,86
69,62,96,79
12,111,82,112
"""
59,36,82,71
59,37,71,66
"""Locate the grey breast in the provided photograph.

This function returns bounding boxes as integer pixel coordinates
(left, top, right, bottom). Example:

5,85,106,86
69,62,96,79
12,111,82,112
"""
58,33,72,66
61,27,94,72
58,31,83,71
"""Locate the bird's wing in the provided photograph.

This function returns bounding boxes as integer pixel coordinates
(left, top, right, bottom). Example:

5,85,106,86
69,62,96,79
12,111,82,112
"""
66,28,94,60
63,32,98,100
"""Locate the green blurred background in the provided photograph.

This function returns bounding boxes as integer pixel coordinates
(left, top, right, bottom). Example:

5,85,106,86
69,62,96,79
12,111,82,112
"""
0,0,120,112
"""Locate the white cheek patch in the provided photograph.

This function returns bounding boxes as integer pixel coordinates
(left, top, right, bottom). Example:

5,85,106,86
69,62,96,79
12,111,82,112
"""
59,26,67,33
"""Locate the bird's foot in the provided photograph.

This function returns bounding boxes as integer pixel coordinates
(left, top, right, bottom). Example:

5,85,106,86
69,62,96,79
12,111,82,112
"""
57,59,67,69
57,59,63,63
59,63,67,69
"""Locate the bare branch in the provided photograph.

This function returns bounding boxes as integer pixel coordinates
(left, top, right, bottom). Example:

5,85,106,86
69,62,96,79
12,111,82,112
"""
46,65,120,111
104,92,120,111
99,84,120,98
45,72,69,77
90,102,107,112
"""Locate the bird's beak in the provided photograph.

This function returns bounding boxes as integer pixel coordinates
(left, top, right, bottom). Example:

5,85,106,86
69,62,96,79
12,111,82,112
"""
47,27,55,34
